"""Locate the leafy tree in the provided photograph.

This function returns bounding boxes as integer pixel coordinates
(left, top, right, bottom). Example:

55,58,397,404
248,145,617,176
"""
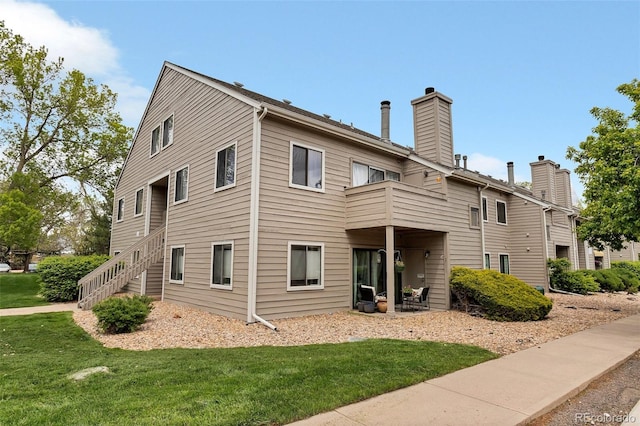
0,189,42,267
0,21,132,253
567,79,640,250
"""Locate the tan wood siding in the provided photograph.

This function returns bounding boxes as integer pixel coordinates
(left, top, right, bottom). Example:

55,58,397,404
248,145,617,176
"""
112,67,254,320
507,197,547,286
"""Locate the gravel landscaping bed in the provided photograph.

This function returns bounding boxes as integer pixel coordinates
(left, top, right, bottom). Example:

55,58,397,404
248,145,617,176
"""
73,292,640,355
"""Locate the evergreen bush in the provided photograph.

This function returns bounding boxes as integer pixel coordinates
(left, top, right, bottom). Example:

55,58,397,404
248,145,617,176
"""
92,295,154,334
611,261,640,293
547,258,599,294
449,266,553,321
38,255,110,302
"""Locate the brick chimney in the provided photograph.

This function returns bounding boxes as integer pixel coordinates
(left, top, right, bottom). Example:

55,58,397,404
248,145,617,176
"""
411,87,454,166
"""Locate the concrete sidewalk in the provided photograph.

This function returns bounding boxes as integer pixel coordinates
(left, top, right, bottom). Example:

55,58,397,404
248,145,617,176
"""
289,314,640,426
0,303,80,316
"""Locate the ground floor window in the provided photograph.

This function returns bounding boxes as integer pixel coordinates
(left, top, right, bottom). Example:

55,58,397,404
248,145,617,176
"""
499,254,510,274
170,245,185,283
211,242,233,288
288,242,323,290
484,253,491,269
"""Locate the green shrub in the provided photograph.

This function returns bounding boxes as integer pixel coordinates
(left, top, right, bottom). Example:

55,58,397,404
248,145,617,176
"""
547,258,599,294
611,261,640,293
581,269,625,292
449,266,553,321
92,295,154,334
38,255,110,302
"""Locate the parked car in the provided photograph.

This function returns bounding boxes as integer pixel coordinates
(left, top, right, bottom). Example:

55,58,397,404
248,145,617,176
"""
28,263,38,273
0,263,11,273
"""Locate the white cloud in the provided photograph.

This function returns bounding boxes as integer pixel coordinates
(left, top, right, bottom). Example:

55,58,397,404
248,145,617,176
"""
466,153,528,183
2,0,149,125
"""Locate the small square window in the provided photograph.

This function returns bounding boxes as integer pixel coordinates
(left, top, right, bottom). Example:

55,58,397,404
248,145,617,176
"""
496,200,507,224
291,143,324,192
151,126,160,156
116,198,124,222
170,245,185,283
162,115,174,148
134,188,144,217
288,242,324,290
211,242,233,288
174,166,189,204
215,143,236,190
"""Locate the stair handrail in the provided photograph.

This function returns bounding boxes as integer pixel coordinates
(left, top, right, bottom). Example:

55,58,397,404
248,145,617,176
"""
78,226,165,309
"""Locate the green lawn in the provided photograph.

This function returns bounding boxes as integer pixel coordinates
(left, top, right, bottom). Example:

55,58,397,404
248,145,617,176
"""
0,273,49,309
0,313,498,425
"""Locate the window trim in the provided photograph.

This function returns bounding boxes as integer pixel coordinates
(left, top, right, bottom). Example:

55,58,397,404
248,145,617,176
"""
210,241,234,290
289,141,325,193
116,197,124,222
173,165,189,205
481,196,488,222
496,199,508,225
169,245,185,284
150,125,161,157
214,141,237,192
499,253,510,274
469,206,480,229
287,241,325,291
134,188,144,217
161,113,174,150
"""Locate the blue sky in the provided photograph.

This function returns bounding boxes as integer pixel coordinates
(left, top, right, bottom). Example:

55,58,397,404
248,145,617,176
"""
3,0,639,200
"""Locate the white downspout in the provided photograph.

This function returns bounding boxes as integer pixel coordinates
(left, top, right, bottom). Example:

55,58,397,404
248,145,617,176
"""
247,106,277,331
542,207,551,289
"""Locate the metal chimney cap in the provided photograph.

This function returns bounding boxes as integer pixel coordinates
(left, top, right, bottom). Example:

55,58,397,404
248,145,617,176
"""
507,161,514,166
425,87,435,94
380,100,391,106
538,155,545,161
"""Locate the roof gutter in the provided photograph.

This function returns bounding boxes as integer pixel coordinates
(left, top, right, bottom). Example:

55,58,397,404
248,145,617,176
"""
247,106,278,331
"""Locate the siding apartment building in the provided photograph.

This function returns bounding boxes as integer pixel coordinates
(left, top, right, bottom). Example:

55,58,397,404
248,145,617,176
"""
79,62,618,322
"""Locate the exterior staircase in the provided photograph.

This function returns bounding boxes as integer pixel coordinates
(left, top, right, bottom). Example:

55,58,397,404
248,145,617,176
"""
78,227,165,310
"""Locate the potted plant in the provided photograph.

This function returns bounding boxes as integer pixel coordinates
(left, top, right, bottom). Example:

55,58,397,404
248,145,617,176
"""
402,285,413,296
395,260,405,272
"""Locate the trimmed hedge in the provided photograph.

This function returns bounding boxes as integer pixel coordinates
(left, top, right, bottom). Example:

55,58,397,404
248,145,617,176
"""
611,261,640,293
92,295,154,334
450,266,553,321
581,269,625,292
38,255,110,302
547,258,599,295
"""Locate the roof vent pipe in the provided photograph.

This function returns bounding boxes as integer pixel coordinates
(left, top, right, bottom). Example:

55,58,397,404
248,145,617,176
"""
463,155,468,170
380,100,391,142
507,161,515,186
454,153,461,168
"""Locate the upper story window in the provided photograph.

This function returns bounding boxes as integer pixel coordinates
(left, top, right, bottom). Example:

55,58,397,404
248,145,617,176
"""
288,242,324,290
290,142,324,192
482,196,488,222
211,242,233,289
150,126,161,156
162,115,174,149
215,142,236,191
352,162,400,186
134,188,144,217
116,197,124,222
174,166,189,204
496,200,507,224
470,206,480,228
